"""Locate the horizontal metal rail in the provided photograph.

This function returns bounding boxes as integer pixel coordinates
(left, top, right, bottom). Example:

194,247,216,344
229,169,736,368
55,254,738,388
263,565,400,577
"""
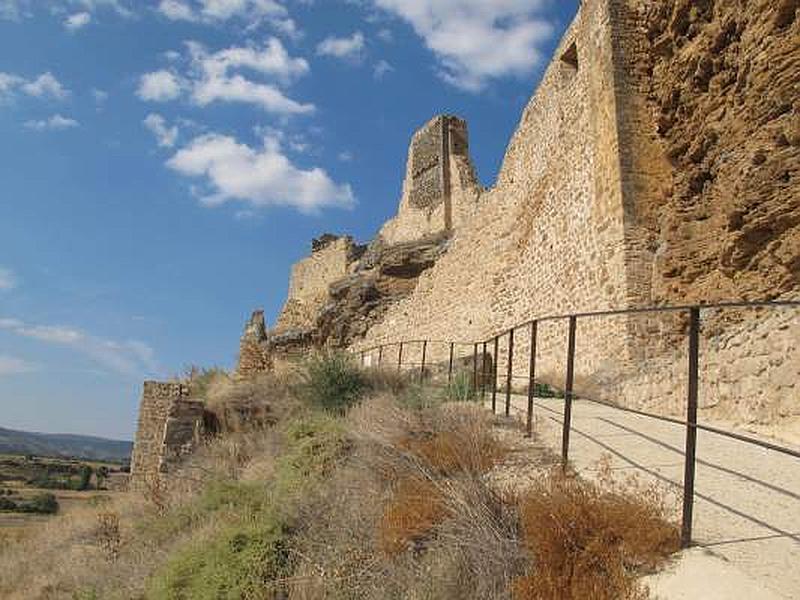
351,299,800,549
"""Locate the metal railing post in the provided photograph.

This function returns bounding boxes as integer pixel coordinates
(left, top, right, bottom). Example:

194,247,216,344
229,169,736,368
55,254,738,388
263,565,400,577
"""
378,345,383,367
420,340,427,383
397,342,404,373
448,342,455,384
526,320,538,437
505,329,514,416
561,316,577,469
682,306,701,548
481,342,488,400
473,343,478,392
361,350,365,366
491,336,499,413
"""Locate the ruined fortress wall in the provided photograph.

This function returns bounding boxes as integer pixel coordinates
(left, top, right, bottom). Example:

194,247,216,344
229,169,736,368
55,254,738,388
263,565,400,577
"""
358,0,635,381
380,116,482,245
130,381,188,489
130,381,205,489
352,0,799,431
275,237,355,332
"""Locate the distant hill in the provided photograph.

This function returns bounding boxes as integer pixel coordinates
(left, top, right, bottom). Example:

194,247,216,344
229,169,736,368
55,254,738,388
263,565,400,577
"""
0,426,132,463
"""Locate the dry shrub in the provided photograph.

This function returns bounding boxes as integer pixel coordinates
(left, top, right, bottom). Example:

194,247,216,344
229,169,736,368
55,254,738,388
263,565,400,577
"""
399,418,507,476
204,372,301,434
378,475,448,556
512,467,680,600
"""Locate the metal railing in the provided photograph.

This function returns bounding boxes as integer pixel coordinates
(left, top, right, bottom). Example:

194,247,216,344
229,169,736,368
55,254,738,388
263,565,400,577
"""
356,300,800,548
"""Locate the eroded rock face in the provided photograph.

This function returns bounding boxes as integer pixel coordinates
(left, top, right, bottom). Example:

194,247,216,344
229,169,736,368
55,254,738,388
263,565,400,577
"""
642,0,800,302
316,233,451,347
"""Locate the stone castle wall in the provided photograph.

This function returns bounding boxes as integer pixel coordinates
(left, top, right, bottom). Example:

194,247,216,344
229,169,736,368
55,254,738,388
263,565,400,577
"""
129,382,205,489
274,236,359,333
379,115,482,245
357,0,635,380
348,0,799,431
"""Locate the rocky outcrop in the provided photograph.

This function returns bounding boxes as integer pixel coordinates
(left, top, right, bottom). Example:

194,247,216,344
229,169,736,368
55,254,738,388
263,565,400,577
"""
642,0,800,303
316,232,451,347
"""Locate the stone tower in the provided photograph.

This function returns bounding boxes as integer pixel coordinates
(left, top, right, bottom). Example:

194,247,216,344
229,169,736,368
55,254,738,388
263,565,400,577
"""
237,309,272,376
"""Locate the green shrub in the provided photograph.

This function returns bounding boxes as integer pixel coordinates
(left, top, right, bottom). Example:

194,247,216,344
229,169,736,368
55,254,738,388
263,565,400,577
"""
397,383,443,411
272,414,349,506
147,514,290,600
298,353,366,414
441,371,477,403
20,492,59,514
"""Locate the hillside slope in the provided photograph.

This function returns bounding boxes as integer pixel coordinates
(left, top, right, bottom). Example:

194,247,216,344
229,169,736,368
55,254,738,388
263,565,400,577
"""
0,426,132,462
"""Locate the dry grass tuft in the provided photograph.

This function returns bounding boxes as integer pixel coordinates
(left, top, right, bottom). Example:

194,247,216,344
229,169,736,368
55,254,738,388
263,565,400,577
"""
378,475,448,556
512,466,680,600
399,419,508,476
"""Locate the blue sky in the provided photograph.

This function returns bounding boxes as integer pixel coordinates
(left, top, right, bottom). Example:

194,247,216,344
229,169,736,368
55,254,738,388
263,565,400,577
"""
0,0,579,440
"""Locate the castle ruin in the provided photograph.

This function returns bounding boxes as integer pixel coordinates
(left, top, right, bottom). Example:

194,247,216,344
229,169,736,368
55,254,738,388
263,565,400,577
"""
130,0,800,482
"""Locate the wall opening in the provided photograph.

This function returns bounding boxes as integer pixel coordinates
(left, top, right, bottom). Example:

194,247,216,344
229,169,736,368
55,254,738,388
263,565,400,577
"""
561,42,579,71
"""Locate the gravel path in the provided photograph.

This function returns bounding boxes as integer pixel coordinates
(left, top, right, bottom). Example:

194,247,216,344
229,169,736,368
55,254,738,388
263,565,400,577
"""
485,394,800,599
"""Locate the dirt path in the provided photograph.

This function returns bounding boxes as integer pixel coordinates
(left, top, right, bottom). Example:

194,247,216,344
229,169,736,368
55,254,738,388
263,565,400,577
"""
485,394,800,599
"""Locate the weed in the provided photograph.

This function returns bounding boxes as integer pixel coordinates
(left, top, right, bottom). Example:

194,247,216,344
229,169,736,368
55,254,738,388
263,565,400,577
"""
298,353,367,414
512,468,679,600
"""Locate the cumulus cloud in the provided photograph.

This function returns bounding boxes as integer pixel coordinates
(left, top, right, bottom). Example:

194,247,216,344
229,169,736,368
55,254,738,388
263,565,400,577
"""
0,355,38,376
370,0,553,91
0,317,158,376
137,70,183,102
0,267,17,291
138,39,313,115
23,114,79,131
167,132,355,214
143,113,178,147
157,0,287,25
64,11,91,30
316,31,365,62
0,71,69,102
21,72,69,98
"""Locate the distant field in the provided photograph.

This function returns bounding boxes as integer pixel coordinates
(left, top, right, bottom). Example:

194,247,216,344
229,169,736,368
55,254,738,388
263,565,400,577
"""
0,454,125,544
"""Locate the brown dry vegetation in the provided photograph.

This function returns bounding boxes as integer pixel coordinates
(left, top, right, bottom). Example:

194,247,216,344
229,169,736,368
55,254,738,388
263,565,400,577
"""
0,358,680,599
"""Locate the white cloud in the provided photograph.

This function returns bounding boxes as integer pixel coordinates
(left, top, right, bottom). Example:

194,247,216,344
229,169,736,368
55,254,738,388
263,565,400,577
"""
0,355,38,376
73,0,133,19
143,113,178,147
338,150,353,162
139,39,313,115
158,0,194,20
23,114,79,131
373,59,393,79
316,31,365,62
167,132,355,214
0,267,17,291
137,70,183,102
64,11,91,30
0,71,69,101
0,0,26,21
22,72,69,98
0,317,158,376
376,27,393,42
158,0,287,24
92,88,108,103
370,0,553,91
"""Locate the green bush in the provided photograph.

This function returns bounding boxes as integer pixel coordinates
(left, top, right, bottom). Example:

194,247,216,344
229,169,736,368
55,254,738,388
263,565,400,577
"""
147,514,290,600
298,352,366,414
441,370,477,403
20,492,59,514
